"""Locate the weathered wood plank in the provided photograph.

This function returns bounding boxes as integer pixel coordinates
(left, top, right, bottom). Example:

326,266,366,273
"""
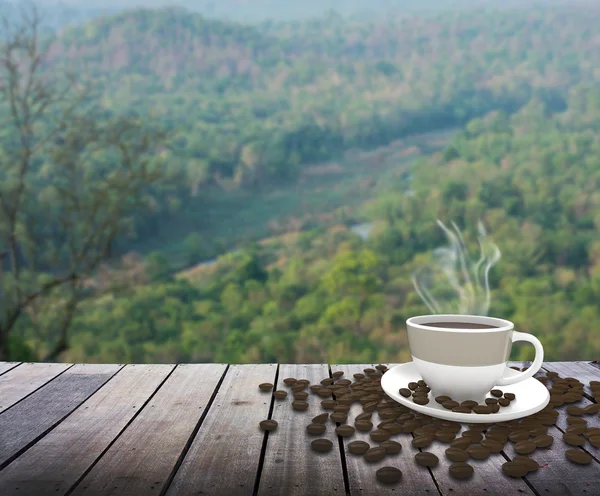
257,364,346,496
70,363,227,496
165,364,276,496
331,363,440,495
501,361,600,496
0,364,174,496
384,362,535,496
0,362,21,376
0,362,73,414
0,363,122,470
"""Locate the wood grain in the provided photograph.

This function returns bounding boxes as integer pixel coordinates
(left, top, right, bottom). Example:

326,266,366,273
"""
165,364,276,496
70,363,227,496
331,363,439,495
257,364,346,496
0,362,73,414
0,362,21,376
501,362,600,496
0,364,174,496
0,363,122,469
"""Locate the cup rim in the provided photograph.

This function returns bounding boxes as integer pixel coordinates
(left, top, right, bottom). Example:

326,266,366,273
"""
406,314,513,332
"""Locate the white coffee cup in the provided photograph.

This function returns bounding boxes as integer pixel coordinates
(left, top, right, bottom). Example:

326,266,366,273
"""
406,314,544,403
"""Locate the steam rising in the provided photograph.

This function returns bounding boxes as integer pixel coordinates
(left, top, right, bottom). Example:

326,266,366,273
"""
411,220,501,315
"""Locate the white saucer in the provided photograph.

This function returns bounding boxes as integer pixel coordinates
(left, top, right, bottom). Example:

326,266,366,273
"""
381,362,550,423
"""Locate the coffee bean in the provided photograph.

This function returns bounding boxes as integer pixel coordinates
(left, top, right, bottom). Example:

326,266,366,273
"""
385,423,404,435
491,404,500,413
320,378,334,386
336,425,355,437
380,440,402,454
473,405,492,414
370,429,391,442
565,449,592,465
313,413,329,424
442,400,459,410
356,411,372,421
399,388,412,398
355,420,373,432
481,438,504,453
513,456,540,472
311,438,333,453
292,400,309,411
467,445,490,460
450,438,472,450
584,403,600,414
491,389,503,398
259,419,278,431
462,430,483,442
331,412,348,423
364,368,376,374
291,384,306,393
533,434,553,448
337,379,352,386
364,447,387,462
353,373,365,380
306,423,326,435
566,406,584,416
296,379,310,387
273,390,287,400
485,398,498,405
413,396,430,406
504,393,516,401
566,416,587,425
415,452,439,467
363,401,378,412
588,436,600,448
333,404,351,413
317,388,333,398
283,377,297,386
529,427,548,437
451,407,471,413
445,447,469,462
498,398,511,407
348,440,370,454
584,427,600,438
460,400,478,409
509,430,530,442
321,399,337,410
294,391,309,400
449,462,474,479
376,466,402,485
408,382,418,390
436,431,456,443
435,395,452,404
259,383,274,391
309,385,322,393
412,436,434,448
546,371,559,378
563,434,586,446
502,461,529,478
332,371,344,379
514,440,537,454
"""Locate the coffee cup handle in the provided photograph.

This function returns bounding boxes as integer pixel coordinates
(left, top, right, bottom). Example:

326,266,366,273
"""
495,331,544,386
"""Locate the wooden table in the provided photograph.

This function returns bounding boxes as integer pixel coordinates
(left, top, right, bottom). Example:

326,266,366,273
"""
0,360,598,495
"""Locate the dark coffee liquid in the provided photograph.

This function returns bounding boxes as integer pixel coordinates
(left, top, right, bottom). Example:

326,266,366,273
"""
423,322,498,329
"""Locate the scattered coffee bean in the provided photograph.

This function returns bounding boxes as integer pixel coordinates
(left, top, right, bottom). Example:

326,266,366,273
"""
336,425,355,437
355,420,374,432
588,436,600,448
364,368,376,374
442,400,459,410
364,447,387,462
485,398,499,405
311,438,333,453
356,411,372,421
461,400,478,409
514,440,537,454
348,440,370,454
499,398,511,407
563,434,586,446
296,379,310,387
566,416,587,425
584,403,600,414
449,462,474,479
292,400,309,411
467,445,490,460
565,449,592,465
259,419,278,431
332,371,344,379
259,383,274,391
412,436,434,448
502,461,529,478
294,391,309,400
408,382,419,390
452,407,472,414
533,434,554,448
490,389,504,398
473,405,492,414
370,429,391,442
435,430,456,443
330,412,348,423
513,455,540,472
273,390,287,399
306,423,326,435
283,377,297,386
509,430,530,442
435,395,451,404
333,404,350,414
462,430,483,442
529,427,547,437
380,440,402,454
414,396,430,405
399,388,412,398
415,452,439,467
321,399,337,410
504,393,516,401
312,413,328,424
445,447,469,462
481,438,504,453
291,384,306,393
566,406,584,416
376,466,402,485
450,438,472,450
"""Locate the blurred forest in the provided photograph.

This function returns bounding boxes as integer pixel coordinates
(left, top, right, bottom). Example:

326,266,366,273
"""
2,3,600,363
